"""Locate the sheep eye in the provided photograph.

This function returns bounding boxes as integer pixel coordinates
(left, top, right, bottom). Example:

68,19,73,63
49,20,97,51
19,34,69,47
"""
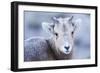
72,31,74,36
54,33,58,39
55,33,58,36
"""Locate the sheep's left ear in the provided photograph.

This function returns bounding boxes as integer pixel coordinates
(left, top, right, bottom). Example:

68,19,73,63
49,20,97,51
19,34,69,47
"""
72,18,82,35
74,18,82,29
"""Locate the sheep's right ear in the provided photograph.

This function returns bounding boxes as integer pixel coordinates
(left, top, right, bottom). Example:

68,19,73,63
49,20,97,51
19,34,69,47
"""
42,22,54,34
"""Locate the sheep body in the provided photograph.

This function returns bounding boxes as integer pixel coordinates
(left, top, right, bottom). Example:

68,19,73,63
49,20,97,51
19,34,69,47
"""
24,38,55,61
24,37,73,61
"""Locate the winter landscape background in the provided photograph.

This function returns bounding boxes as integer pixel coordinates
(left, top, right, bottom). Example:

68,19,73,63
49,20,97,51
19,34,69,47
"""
24,11,90,59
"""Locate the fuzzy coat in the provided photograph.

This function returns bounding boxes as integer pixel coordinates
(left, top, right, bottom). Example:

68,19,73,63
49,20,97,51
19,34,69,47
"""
24,38,73,61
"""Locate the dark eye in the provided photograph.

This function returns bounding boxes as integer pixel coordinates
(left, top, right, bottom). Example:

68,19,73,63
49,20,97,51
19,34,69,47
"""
72,31,74,35
55,33,58,36
55,33,58,39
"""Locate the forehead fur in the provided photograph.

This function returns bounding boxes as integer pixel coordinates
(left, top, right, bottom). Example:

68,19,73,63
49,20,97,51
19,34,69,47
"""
53,16,73,32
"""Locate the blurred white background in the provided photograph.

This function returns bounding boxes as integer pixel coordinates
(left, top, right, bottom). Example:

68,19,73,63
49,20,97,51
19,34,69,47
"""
0,0,99,73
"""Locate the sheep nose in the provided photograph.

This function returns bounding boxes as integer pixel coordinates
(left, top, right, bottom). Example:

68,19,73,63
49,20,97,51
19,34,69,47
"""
64,46,70,51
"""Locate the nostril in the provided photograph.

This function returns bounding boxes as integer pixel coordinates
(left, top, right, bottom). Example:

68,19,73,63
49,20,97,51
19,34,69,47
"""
64,46,70,51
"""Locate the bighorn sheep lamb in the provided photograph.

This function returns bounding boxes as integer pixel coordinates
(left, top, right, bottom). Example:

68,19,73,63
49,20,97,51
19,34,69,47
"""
24,16,78,61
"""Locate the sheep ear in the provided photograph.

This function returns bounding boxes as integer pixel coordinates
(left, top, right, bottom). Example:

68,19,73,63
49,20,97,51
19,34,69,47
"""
74,18,82,25
72,18,82,33
42,22,54,34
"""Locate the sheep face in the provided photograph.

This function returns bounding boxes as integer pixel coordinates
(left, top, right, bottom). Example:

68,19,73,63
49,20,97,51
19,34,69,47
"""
42,16,77,55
